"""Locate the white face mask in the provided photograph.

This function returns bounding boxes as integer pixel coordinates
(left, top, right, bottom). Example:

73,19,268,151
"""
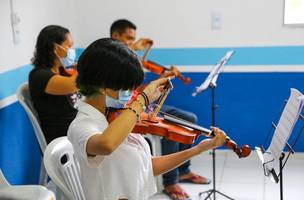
106,90,132,108
56,44,76,67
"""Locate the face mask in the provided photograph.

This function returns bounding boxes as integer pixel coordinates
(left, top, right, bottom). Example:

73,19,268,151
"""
106,90,132,108
56,44,76,67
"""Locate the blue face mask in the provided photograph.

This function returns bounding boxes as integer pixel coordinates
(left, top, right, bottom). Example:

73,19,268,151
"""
59,48,76,68
57,44,76,67
106,90,132,108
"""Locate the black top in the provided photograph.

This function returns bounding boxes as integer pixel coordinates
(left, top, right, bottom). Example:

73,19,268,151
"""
28,67,77,144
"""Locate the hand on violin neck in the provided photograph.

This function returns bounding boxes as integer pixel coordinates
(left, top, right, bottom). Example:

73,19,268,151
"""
195,127,227,154
159,66,180,79
211,127,227,147
142,77,169,104
170,66,180,76
131,38,153,51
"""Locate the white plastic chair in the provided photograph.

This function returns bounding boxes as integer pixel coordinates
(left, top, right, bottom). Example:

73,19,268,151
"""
43,137,85,200
16,82,48,185
144,134,163,191
0,169,55,200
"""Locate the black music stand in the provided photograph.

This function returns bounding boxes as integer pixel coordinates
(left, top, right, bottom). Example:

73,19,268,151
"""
193,51,234,200
256,88,304,200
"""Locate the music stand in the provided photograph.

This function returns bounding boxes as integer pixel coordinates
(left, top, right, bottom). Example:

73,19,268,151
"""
193,51,234,200
256,88,304,200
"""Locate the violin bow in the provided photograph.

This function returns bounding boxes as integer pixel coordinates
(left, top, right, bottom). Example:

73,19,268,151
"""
142,43,152,62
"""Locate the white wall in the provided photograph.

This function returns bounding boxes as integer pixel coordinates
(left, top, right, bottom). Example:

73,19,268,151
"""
1,0,304,72
74,0,304,48
0,0,79,73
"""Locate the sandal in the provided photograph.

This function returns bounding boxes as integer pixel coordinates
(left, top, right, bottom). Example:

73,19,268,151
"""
179,174,211,184
163,184,191,200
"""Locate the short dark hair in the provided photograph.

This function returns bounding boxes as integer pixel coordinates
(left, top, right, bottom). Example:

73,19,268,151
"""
76,38,144,96
110,19,136,37
32,25,70,68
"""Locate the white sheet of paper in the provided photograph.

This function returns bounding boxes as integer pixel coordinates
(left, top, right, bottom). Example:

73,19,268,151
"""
192,50,234,97
263,88,304,173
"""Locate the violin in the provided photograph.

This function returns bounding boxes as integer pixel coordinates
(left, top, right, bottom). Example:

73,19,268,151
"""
107,109,199,144
142,60,191,84
107,109,251,158
107,80,251,158
141,44,191,84
62,68,78,76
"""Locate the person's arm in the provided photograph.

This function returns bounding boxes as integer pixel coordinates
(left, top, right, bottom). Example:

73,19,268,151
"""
86,78,169,156
86,95,145,155
45,74,78,95
29,67,78,95
151,127,226,176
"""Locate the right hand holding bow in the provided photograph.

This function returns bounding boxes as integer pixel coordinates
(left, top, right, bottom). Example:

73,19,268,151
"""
142,78,171,104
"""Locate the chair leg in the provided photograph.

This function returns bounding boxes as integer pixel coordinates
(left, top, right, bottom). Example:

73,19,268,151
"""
47,180,67,200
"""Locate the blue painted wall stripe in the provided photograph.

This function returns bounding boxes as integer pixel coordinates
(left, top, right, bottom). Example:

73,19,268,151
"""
1,46,304,102
139,46,304,65
77,46,304,65
0,64,33,100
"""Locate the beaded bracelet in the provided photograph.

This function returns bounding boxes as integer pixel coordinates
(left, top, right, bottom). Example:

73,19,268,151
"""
127,107,140,120
139,91,149,107
133,98,146,111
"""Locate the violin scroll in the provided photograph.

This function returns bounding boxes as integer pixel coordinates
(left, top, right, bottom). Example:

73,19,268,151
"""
225,139,251,158
177,75,191,84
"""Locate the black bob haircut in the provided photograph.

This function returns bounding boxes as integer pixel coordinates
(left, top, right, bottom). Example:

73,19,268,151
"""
32,25,70,69
76,38,144,96
110,19,136,37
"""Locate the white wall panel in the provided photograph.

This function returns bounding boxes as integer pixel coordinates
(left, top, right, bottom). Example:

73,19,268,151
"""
0,0,78,73
74,0,304,48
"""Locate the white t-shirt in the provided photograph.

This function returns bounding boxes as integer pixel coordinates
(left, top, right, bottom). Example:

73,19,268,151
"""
68,101,156,200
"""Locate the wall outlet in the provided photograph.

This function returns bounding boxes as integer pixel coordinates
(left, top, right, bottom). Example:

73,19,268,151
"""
211,11,222,30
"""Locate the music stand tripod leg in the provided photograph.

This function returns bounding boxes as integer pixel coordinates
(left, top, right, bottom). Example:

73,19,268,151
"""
198,87,235,200
199,189,212,199
215,190,235,200
199,190,234,200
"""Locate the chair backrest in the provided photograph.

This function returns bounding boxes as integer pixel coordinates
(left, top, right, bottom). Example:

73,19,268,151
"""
44,137,85,200
0,169,10,188
16,82,47,152
0,170,56,200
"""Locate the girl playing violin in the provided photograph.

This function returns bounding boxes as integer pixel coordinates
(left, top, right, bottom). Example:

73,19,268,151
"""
110,19,209,200
67,38,226,200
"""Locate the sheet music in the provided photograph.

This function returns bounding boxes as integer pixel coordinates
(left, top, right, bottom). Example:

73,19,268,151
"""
192,51,234,97
263,88,304,173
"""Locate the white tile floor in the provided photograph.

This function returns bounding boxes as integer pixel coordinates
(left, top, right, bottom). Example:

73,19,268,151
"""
149,150,304,200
